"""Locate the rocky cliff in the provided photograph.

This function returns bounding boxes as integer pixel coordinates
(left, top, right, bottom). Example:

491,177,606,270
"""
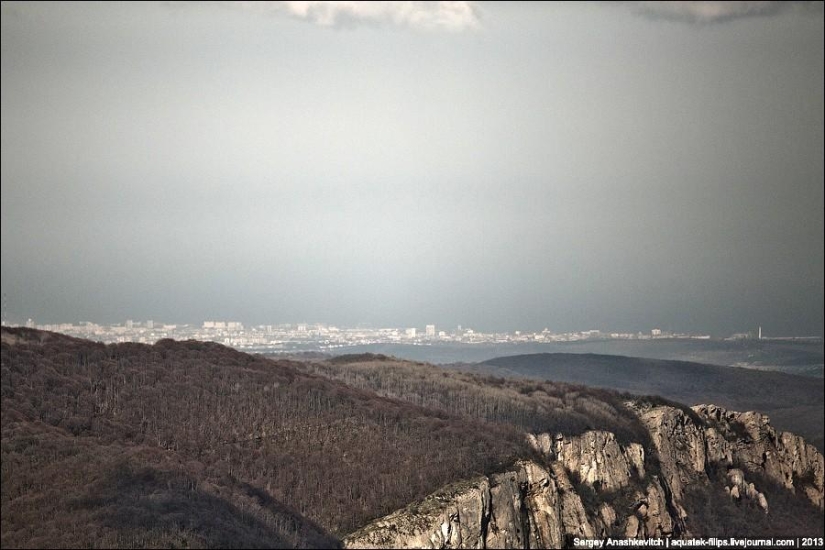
343,404,824,548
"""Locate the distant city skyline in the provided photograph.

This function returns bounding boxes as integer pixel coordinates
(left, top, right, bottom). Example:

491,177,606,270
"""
6,314,811,341
2,2,823,337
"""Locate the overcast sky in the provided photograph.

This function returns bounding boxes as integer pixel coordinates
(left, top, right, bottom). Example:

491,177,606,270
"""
2,1,823,336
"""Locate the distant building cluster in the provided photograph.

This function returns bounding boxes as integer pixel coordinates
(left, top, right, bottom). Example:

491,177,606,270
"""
1,317,731,352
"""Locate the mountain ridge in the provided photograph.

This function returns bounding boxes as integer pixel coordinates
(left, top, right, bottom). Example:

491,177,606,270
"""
2,327,822,548
470,352,824,452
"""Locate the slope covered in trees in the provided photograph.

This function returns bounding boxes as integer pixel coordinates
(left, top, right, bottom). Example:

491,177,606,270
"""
471,352,824,451
298,354,657,446
2,328,528,547
2,328,822,548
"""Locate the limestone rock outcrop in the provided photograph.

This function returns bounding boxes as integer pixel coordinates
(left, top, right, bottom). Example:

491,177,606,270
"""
637,405,706,502
341,477,491,549
552,430,643,492
695,404,824,509
342,461,597,549
344,404,824,549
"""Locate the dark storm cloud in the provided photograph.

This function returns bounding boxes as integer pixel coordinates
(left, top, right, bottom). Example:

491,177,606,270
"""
632,1,821,24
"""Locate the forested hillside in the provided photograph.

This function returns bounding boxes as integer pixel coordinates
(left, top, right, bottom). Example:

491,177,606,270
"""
2,328,822,548
471,353,825,451
2,328,526,547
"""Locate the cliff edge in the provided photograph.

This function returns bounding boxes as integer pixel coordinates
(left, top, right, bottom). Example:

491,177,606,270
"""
344,404,824,548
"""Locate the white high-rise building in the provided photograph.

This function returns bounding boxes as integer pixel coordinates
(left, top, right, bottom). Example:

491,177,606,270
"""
425,324,436,337
405,327,417,338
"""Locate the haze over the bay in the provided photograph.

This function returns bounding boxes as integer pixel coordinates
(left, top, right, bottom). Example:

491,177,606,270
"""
2,1,823,336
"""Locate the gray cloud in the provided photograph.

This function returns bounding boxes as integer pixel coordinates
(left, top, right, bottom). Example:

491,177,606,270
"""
632,1,815,24
229,1,480,31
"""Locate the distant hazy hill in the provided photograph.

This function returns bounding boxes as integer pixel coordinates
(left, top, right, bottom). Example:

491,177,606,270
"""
473,353,824,451
324,337,824,377
2,328,822,548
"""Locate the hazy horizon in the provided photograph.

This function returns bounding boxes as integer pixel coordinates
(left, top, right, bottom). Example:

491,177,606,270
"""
2,1,823,337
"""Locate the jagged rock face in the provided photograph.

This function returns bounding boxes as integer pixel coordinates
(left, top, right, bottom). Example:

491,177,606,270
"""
703,424,733,466
642,478,675,537
344,404,825,549
624,443,646,480
487,470,529,548
522,461,565,549
529,431,646,492
552,431,640,492
724,468,768,513
694,404,825,509
638,406,707,501
341,477,491,549
548,461,596,540
343,461,597,549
